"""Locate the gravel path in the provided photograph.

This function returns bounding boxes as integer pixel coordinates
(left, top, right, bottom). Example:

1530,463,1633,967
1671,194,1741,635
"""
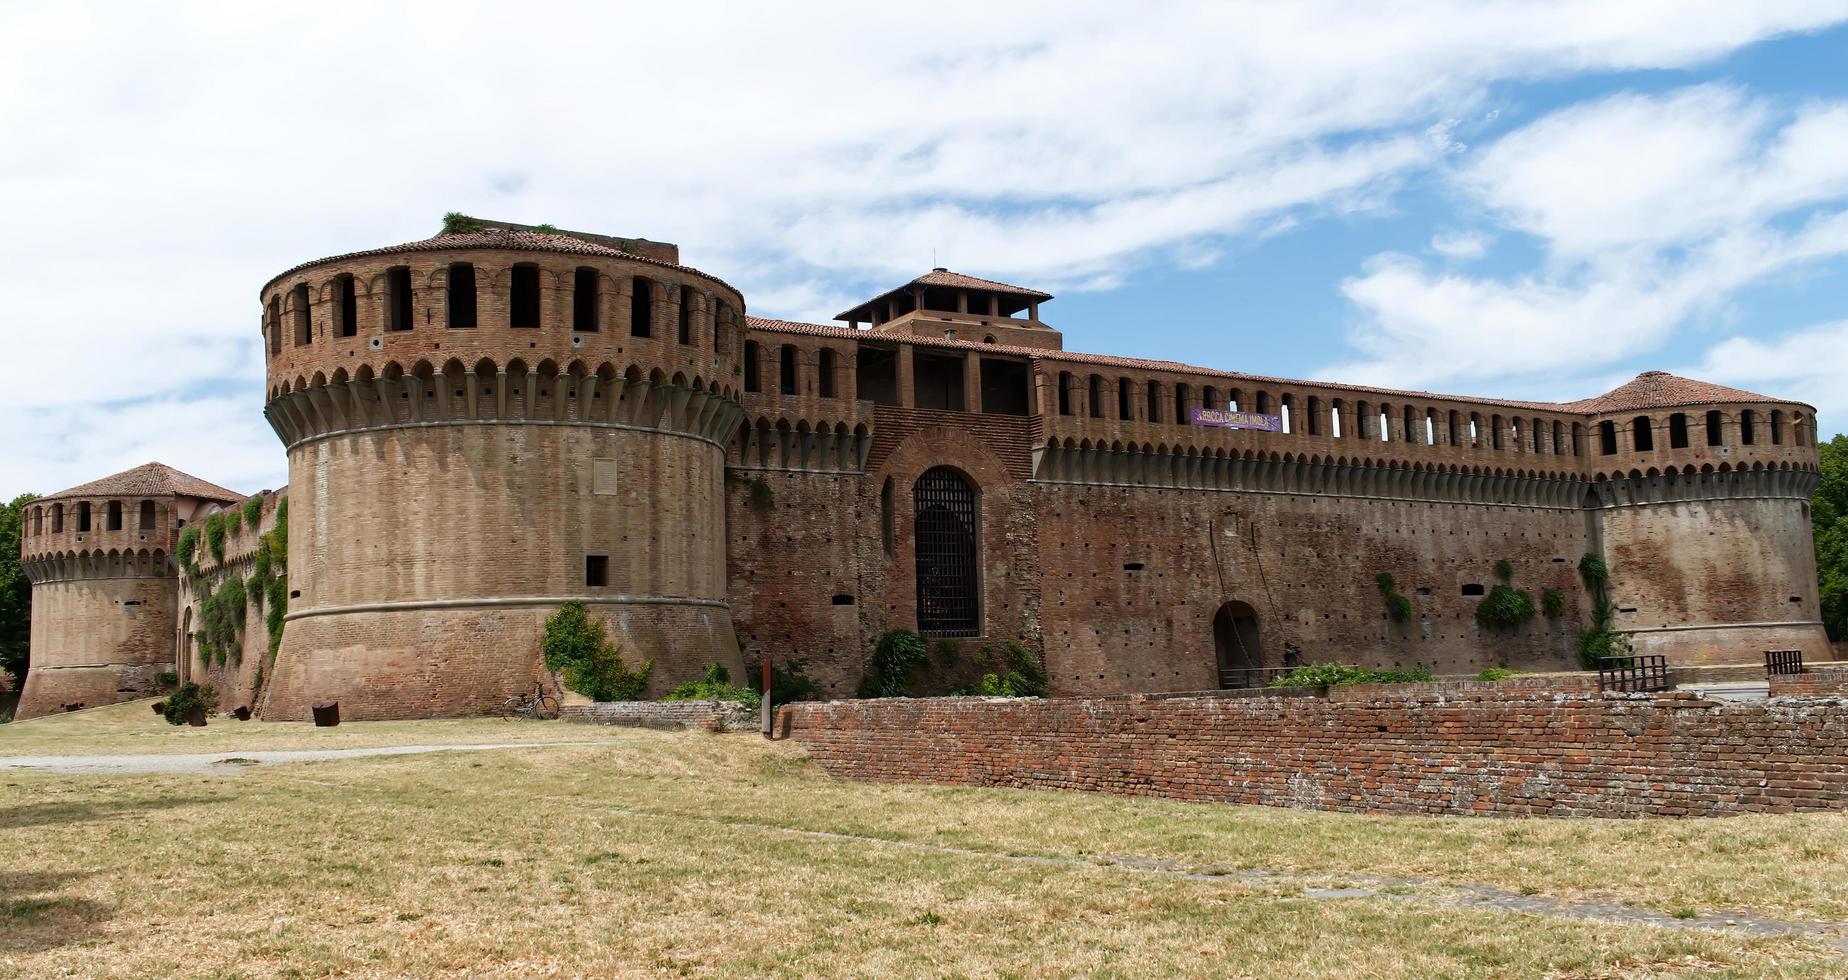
0,741,613,776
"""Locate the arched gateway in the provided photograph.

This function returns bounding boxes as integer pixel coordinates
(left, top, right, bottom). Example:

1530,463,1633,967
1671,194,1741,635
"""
1213,601,1261,689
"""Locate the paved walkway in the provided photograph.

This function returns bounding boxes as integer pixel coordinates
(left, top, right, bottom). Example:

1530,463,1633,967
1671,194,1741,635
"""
0,741,612,776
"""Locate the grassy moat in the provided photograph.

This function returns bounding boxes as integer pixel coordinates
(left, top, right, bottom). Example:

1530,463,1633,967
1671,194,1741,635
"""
2,702,1846,977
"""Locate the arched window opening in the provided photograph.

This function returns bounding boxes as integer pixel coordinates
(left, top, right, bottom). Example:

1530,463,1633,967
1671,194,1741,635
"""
1449,411,1461,447
1356,402,1372,440
1771,410,1785,445
1426,409,1438,446
1175,383,1191,424
1795,415,1810,446
267,297,281,354
1256,391,1271,416
1280,395,1293,434
1553,420,1565,455
880,477,895,556
573,267,600,332
1405,406,1419,444
1088,375,1104,419
77,501,92,532
1668,413,1689,449
32,507,42,537
1469,414,1481,446
1307,397,1323,436
337,274,358,337
1378,409,1390,442
1632,416,1654,453
678,288,693,344
1706,410,1724,446
1118,377,1132,420
1203,386,1220,411
779,345,798,395
1146,380,1162,423
509,264,541,328
447,263,477,329
1599,420,1618,455
387,266,414,332
1331,400,1345,438
139,499,155,531
291,283,312,346
51,503,63,533
1572,422,1584,456
1530,417,1543,453
630,277,653,338
1057,372,1073,416
819,348,837,398
106,500,122,531
1491,414,1504,450
1740,409,1757,445
914,467,980,637
1213,601,1262,690
743,341,762,393
713,300,732,355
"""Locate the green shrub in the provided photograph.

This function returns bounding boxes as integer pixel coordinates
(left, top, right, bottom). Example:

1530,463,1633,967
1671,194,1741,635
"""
203,512,227,564
663,663,761,710
1477,667,1523,681
1577,601,1630,669
242,496,264,529
965,642,1048,697
159,682,218,725
532,222,559,234
156,670,178,688
1578,553,1609,591
1476,584,1536,630
1542,588,1567,617
200,576,247,664
1493,559,1515,582
176,527,200,577
745,655,822,706
265,576,288,661
1268,664,1433,688
1376,573,1414,624
442,212,485,235
541,601,652,701
857,629,928,698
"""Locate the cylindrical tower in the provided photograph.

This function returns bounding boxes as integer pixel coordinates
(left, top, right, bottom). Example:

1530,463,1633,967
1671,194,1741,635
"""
257,222,749,719
1581,373,1827,665
15,464,240,718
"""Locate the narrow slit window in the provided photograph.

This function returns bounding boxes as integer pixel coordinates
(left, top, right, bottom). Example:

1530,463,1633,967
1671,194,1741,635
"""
1668,413,1689,449
291,283,312,346
1706,410,1724,446
744,341,761,393
819,348,837,398
106,500,123,531
139,500,155,530
678,288,693,344
388,266,413,332
630,276,652,338
337,274,358,337
1740,409,1757,445
779,345,798,395
1632,416,1654,453
1599,420,1618,455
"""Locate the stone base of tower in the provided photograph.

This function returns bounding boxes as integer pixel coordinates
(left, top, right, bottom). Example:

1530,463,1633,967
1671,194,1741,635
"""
15,663,166,720
259,600,741,721
1623,622,1834,668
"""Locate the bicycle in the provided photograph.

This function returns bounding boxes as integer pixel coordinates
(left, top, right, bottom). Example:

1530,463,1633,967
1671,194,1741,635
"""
500,682,560,720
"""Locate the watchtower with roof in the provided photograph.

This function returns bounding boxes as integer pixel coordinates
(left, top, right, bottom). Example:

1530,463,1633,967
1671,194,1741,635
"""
14,463,240,719
838,268,1062,351
255,218,748,719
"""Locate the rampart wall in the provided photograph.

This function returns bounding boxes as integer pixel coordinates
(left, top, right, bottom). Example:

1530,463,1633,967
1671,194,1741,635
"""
780,682,1848,818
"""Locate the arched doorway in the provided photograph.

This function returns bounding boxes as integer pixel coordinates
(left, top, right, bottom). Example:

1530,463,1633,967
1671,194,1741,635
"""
1213,601,1261,689
914,467,980,637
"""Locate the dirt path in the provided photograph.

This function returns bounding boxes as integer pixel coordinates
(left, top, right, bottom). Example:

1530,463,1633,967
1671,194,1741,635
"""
0,741,616,776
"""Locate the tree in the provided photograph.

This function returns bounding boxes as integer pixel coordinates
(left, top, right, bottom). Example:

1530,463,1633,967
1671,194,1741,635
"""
1815,435,1848,642
0,493,38,690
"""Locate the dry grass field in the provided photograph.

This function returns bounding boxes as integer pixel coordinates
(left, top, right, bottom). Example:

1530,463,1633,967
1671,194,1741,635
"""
2,702,1847,977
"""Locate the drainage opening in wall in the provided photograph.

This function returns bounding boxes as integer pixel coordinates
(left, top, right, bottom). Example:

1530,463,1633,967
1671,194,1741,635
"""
1123,562,1145,572
1461,584,1485,596
832,594,855,605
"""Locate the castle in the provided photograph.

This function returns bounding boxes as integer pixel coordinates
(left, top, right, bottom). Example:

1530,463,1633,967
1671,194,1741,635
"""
14,220,1829,720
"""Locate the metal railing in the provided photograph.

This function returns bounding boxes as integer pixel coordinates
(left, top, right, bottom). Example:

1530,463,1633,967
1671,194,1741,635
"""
1765,649,1806,677
1597,654,1671,694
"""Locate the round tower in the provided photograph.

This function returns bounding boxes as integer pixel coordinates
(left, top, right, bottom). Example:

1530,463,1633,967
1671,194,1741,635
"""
256,221,748,719
1582,372,1827,665
15,463,241,718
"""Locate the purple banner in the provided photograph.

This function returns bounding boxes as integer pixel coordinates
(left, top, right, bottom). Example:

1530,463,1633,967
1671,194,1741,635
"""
1189,407,1283,431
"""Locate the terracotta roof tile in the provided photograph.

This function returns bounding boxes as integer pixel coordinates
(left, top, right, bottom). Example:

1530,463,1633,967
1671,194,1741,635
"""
264,228,739,296
42,462,243,503
743,318,1808,417
834,268,1052,320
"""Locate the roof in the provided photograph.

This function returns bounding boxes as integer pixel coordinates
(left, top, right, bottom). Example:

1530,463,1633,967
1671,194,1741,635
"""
262,226,739,296
743,318,1808,417
1558,371,1797,414
41,463,243,503
835,268,1053,321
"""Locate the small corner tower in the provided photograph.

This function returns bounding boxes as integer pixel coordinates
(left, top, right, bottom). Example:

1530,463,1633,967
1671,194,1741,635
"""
15,463,241,718
836,269,1062,350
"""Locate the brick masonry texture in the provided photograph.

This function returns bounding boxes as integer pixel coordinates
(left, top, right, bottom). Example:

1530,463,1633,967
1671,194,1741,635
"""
780,681,1848,819
563,700,755,732
18,225,1830,720
1771,666,1848,697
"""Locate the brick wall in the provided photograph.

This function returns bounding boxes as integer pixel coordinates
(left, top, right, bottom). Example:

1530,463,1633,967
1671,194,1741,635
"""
1771,665,1848,697
780,681,1848,818
563,699,755,732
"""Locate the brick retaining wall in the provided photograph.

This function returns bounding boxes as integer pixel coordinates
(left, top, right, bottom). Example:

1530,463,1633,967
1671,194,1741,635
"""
779,681,1848,818
1771,666,1848,697
563,700,755,732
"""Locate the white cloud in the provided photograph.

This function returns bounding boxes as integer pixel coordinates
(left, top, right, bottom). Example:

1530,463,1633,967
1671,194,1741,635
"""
2,1,1846,492
1325,85,1848,398
1685,321,1848,436
1429,230,1491,260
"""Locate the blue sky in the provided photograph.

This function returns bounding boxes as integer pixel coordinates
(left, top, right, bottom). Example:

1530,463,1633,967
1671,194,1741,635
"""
3,1,1848,496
